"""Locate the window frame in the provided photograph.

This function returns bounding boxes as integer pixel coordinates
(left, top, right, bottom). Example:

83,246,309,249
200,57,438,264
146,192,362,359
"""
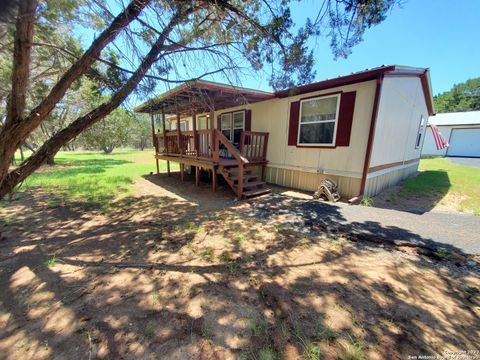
197,115,208,130
220,110,245,141
171,120,188,131
415,115,425,149
297,93,341,147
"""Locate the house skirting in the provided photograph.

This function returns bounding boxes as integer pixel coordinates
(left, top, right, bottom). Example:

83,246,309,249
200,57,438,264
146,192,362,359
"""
364,161,419,197
264,165,362,198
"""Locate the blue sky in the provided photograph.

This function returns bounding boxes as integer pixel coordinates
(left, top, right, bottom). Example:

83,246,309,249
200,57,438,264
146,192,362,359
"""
79,0,480,101
258,0,480,96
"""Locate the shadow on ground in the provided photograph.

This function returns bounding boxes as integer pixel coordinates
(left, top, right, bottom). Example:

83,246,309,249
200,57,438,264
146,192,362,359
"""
0,174,478,359
372,170,451,214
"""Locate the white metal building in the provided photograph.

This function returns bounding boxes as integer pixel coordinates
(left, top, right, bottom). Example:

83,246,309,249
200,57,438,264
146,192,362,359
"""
422,111,480,157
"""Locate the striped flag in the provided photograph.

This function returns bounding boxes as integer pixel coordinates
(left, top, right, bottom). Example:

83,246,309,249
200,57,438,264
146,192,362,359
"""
428,124,449,150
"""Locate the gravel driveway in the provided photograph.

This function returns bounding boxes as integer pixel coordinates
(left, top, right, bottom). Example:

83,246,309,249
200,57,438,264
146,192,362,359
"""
244,193,480,255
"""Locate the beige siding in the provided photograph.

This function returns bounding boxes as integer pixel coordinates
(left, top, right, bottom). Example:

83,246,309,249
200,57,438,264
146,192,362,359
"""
364,162,419,197
247,81,376,176
211,81,377,197
265,166,361,198
370,77,428,167
209,82,377,197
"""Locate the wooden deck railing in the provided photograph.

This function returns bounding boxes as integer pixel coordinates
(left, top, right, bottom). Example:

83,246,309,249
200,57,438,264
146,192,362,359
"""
240,131,269,162
157,129,268,164
157,130,215,160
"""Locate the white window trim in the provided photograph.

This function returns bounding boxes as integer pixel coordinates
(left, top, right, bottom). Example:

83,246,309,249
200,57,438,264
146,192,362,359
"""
220,110,245,140
297,93,341,147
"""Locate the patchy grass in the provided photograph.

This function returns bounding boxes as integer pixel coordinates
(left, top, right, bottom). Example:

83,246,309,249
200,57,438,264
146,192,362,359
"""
400,158,480,214
13,149,176,211
249,317,269,337
2,152,479,359
359,196,373,207
44,255,59,267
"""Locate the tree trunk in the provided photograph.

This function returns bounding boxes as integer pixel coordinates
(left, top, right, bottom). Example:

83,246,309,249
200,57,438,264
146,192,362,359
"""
19,146,24,162
0,0,36,180
0,8,190,200
0,0,151,190
46,154,55,165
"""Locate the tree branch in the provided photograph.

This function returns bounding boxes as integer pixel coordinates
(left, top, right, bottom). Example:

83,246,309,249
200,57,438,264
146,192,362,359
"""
22,0,151,133
0,6,195,199
0,0,151,189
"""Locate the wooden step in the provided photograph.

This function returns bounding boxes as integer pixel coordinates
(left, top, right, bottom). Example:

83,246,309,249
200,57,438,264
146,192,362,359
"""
226,168,252,175
230,174,257,183
242,180,266,189
242,188,271,198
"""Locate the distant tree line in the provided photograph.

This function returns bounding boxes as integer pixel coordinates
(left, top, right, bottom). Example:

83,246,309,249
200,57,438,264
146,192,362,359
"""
80,110,152,154
434,78,480,113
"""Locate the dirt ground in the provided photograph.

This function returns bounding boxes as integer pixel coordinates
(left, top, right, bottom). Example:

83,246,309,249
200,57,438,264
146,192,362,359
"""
1,173,479,360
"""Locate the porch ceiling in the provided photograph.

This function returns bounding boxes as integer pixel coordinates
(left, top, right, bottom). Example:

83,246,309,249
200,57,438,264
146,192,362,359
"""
134,79,274,115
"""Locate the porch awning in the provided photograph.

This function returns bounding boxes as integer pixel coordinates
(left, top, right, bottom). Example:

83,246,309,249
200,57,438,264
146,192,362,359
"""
133,79,273,115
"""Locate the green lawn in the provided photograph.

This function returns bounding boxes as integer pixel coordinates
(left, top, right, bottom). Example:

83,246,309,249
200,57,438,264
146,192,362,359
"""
14,149,175,210
400,157,480,215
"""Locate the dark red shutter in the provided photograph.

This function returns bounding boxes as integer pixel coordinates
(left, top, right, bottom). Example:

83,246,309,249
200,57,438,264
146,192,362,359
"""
336,91,356,147
217,115,221,130
288,101,300,146
245,110,252,131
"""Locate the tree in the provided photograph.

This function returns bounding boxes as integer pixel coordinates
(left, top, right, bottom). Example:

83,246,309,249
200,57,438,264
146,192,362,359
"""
434,78,480,113
80,108,133,153
0,0,399,199
130,114,152,151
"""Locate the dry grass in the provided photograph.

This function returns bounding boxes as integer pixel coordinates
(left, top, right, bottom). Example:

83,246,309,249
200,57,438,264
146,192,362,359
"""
1,154,479,359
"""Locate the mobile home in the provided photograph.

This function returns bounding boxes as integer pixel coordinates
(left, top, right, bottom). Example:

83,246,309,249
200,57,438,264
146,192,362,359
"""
135,65,434,199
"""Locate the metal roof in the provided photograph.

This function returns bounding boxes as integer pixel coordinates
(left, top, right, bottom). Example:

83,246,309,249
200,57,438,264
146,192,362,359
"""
275,65,434,115
134,65,435,115
428,111,480,126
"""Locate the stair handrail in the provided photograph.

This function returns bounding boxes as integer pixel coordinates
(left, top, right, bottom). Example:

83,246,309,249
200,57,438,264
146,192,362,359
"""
214,129,248,199
214,129,249,164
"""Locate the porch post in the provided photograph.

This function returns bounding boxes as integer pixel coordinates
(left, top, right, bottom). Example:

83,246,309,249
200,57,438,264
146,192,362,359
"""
209,108,214,130
161,109,170,176
177,110,182,155
192,109,198,157
212,168,217,192
177,108,184,181
195,166,200,187
151,112,159,174
209,104,217,192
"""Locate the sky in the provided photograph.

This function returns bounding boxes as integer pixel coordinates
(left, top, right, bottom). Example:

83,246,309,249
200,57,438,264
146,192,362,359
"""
78,0,480,104
251,0,480,96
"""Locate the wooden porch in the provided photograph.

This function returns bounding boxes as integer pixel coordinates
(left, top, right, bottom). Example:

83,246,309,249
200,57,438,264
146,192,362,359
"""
153,127,270,199
134,79,274,199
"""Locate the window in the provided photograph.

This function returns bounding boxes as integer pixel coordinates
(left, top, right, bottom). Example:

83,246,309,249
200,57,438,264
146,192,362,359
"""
297,94,340,146
220,111,245,144
170,120,188,131
415,115,426,149
198,115,208,130
233,111,245,144
220,113,232,139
